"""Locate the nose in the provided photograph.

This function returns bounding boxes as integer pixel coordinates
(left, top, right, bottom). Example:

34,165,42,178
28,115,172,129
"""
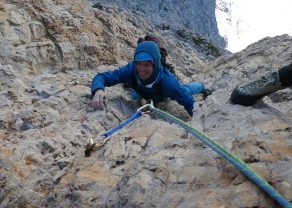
139,65,148,71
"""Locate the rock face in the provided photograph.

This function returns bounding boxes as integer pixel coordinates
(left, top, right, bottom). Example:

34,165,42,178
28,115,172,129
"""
89,0,227,48
0,0,292,207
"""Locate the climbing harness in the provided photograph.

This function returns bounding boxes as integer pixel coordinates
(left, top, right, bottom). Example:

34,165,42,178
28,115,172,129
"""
85,101,153,157
85,100,292,208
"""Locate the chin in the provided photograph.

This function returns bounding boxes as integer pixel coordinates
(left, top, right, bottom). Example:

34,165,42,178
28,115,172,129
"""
139,75,150,80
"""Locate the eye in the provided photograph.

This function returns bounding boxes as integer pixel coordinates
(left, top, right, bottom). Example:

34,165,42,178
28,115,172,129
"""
144,62,152,67
137,61,152,67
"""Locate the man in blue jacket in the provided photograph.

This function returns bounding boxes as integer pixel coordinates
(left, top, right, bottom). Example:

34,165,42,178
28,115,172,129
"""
91,41,211,116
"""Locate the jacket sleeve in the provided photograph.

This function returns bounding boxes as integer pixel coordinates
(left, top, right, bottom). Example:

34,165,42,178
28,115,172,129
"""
91,63,133,94
161,74,195,116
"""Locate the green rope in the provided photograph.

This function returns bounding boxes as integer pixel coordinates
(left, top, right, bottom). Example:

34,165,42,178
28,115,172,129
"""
151,107,292,208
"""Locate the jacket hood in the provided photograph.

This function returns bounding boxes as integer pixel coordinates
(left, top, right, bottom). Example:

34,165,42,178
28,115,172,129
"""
134,41,162,84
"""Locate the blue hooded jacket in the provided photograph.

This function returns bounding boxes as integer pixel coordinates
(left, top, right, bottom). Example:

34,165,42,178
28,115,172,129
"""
91,41,195,116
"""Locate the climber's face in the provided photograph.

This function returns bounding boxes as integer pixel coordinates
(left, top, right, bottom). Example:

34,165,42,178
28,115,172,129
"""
136,61,154,80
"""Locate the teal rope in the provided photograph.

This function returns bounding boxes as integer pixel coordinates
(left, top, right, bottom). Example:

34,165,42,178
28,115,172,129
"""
151,107,292,208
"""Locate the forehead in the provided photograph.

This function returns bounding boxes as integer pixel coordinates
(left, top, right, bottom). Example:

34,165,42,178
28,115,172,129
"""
136,61,152,65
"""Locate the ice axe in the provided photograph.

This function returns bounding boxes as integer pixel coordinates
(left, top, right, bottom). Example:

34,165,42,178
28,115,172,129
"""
85,101,154,157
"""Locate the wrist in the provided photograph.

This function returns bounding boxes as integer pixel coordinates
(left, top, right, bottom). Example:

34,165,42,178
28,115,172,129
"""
91,88,104,99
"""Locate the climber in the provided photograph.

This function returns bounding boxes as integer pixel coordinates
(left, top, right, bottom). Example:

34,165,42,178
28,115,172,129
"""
91,36,212,116
231,62,292,106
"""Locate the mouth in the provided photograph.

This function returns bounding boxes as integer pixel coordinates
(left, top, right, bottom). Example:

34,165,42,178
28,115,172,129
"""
139,72,146,76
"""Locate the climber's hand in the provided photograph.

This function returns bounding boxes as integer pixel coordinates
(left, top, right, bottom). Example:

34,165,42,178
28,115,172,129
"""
91,89,107,109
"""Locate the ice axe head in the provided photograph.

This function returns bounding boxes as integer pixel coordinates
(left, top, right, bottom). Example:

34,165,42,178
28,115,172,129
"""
85,137,110,157
85,138,95,157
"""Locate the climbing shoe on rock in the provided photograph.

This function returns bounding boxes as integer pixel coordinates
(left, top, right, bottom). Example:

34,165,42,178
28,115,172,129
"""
231,71,283,106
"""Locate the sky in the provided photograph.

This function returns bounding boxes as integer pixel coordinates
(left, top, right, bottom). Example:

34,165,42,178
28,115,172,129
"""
216,0,292,52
